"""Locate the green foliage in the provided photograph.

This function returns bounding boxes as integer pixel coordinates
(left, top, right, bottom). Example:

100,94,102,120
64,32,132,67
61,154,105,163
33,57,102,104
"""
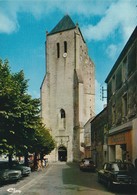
0,59,55,156
30,120,55,155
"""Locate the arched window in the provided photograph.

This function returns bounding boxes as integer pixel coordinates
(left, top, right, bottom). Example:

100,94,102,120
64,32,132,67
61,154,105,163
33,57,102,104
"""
60,109,65,118
58,109,66,130
57,42,60,58
64,41,67,53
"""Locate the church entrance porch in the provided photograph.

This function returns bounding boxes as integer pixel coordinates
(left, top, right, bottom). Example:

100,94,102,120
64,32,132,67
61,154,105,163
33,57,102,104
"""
58,146,67,162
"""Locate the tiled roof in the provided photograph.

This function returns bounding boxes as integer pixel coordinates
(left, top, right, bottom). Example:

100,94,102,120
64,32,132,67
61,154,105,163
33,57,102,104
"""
48,15,76,35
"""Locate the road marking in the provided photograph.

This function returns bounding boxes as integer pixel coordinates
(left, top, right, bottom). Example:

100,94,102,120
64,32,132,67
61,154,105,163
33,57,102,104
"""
17,165,52,193
7,188,21,193
3,165,53,195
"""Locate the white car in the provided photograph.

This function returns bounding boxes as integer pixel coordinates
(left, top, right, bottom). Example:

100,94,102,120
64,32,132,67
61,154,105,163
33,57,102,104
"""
0,162,22,183
11,161,31,176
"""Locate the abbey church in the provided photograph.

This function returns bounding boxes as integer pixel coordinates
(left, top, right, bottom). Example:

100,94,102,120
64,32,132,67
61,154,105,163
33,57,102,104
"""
41,15,95,162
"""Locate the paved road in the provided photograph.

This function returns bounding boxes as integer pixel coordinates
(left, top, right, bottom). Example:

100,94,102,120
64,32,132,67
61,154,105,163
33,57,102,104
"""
0,162,136,195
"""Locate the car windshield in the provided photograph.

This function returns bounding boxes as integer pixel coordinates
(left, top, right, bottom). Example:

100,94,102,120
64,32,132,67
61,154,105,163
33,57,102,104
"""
12,161,19,165
82,159,94,164
117,163,134,171
112,163,119,171
0,162,9,170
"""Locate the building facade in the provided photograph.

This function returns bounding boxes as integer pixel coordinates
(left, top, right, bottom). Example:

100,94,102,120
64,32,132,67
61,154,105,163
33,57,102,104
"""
90,107,108,169
105,26,137,164
83,118,94,159
41,15,95,162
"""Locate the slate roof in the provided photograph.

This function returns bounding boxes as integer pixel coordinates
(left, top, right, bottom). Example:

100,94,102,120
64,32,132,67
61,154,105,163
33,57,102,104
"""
48,15,76,35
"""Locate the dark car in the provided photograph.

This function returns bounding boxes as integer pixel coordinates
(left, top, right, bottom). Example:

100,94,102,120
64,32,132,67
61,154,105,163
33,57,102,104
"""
98,161,137,191
79,158,96,172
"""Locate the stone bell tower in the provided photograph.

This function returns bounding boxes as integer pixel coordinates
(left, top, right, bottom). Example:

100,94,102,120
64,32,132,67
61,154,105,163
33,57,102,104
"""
41,15,95,162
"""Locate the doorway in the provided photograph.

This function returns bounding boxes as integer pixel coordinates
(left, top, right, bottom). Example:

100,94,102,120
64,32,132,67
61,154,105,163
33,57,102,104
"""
58,146,67,161
120,144,127,161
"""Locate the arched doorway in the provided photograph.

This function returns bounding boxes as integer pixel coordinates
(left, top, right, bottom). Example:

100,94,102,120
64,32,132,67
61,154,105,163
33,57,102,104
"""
58,146,67,161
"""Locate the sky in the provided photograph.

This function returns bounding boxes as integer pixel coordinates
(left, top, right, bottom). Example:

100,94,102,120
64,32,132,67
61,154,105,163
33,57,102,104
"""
0,0,136,114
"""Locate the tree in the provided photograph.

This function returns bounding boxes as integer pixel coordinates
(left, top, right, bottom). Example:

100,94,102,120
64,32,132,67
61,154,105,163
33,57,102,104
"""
32,121,55,155
0,60,32,156
0,59,17,155
0,59,55,163
30,120,55,169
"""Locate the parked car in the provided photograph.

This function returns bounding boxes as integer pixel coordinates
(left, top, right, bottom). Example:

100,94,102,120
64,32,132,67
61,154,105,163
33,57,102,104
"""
0,162,22,184
79,158,96,172
11,161,31,176
98,161,137,191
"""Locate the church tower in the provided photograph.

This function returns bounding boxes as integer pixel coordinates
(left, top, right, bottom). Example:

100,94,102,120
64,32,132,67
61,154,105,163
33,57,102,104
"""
41,15,95,162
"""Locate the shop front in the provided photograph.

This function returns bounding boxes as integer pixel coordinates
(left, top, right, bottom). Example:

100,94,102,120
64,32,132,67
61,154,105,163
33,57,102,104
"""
108,130,132,162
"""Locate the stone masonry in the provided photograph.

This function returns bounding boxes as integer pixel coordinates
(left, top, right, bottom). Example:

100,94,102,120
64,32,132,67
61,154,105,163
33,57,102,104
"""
40,15,95,162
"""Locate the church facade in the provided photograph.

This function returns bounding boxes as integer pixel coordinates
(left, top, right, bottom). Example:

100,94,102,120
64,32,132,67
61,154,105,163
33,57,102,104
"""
40,15,95,162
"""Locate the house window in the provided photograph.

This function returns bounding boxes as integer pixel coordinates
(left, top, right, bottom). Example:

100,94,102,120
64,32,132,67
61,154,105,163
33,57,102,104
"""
107,81,112,100
112,104,116,125
64,41,67,53
112,75,116,94
128,45,136,76
57,43,60,58
122,57,128,82
116,66,122,90
122,93,128,117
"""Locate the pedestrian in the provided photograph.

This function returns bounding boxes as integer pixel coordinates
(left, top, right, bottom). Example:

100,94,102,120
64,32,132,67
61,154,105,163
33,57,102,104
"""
38,159,42,171
42,159,45,167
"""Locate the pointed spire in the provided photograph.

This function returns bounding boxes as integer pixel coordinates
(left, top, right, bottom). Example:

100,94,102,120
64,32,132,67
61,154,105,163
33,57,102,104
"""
48,15,76,35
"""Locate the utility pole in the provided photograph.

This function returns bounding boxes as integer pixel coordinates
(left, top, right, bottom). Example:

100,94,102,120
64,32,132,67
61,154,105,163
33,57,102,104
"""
100,85,107,101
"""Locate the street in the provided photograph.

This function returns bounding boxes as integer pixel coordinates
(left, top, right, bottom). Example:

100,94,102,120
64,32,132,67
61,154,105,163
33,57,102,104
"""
0,162,136,195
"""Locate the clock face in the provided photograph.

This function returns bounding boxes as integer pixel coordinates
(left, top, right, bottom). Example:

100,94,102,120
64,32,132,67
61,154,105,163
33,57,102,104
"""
85,59,88,64
63,53,67,58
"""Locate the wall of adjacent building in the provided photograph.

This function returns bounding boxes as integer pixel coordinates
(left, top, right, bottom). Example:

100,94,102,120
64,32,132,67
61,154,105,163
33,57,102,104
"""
106,27,137,164
90,107,107,168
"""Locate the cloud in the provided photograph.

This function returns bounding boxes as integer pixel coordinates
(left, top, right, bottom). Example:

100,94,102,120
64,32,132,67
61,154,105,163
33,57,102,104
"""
0,3,135,69
82,0,137,42
0,0,136,60
0,0,121,34
28,89,40,98
0,12,18,33
106,44,118,60
58,0,112,16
